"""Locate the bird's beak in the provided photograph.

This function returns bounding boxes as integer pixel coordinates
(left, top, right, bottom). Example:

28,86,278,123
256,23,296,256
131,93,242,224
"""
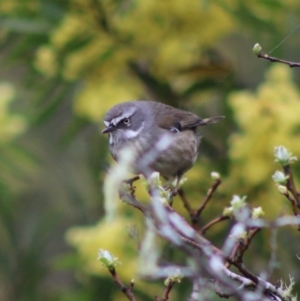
102,124,115,134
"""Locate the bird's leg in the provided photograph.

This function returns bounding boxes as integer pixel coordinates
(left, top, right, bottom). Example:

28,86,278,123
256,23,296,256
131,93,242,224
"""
163,177,181,198
170,176,181,198
122,175,140,195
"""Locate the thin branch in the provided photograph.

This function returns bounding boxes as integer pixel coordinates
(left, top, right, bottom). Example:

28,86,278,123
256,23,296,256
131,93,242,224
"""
155,280,175,301
119,188,149,215
193,178,221,224
236,228,261,264
129,279,135,291
281,191,300,231
283,165,300,206
199,215,230,235
109,268,138,301
222,267,286,300
180,233,261,286
226,228,261,268
256,52,300,68
228,259,259,285
282,191,299,217
123,176,140,186
178,188,194,219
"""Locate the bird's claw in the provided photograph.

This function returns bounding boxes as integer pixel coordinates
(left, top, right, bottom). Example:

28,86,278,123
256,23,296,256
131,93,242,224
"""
163,185,178,198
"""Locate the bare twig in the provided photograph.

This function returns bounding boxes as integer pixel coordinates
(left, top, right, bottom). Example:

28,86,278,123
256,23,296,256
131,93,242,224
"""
123,176,140,186
193,178,221,224
155,280,175,301
235,228,261,264
122,176,140,196
129,279,135,291
108,268,138,301
178,188,194,218
256,52,300,68
283,165,300,206
199,215,230,235
282,191,299,216
281,191,300,231
178,179,222,225
119,188,149,214
226,228,261,268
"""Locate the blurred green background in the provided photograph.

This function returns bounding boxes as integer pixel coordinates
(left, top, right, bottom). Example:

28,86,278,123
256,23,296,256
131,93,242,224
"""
1,0,300,300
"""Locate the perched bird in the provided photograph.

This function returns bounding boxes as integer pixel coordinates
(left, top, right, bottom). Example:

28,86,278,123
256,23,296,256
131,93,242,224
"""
102,100,224,193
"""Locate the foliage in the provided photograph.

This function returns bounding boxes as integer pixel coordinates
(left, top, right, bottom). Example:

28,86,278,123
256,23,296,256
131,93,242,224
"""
226,65,300,214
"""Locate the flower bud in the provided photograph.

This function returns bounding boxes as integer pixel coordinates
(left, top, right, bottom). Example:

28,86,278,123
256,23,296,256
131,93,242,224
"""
230,195,247,211
253,43,262,55
164,268,183,286
252,207,265,219
211,171,220,180
274,146,297,166
98,249,121,269
223,206,233,217
272,171,288,184
277,184,287,195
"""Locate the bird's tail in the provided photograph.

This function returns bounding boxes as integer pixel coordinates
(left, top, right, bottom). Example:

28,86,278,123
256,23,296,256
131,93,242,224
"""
198,116,225,126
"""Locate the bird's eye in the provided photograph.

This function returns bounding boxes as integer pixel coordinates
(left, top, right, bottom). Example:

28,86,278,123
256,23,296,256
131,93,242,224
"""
123,118,130,125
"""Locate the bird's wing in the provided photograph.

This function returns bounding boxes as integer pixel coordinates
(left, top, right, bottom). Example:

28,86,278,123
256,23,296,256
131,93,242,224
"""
155,105,224,131
180,115,225,129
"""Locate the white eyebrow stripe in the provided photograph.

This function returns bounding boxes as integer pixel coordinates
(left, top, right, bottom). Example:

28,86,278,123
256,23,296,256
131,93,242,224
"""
104,120,110,126
111,106,137,126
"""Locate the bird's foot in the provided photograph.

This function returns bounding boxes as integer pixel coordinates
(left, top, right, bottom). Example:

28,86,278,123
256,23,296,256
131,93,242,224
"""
163,176,181,198
162,185,178,199
170,188,178,198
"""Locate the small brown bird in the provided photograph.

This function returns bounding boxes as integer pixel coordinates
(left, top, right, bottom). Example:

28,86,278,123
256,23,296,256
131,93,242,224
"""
102,100,224,193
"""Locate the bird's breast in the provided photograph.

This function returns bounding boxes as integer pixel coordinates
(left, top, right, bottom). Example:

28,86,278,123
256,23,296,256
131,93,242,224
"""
109,129,200,179
150,130,200,179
